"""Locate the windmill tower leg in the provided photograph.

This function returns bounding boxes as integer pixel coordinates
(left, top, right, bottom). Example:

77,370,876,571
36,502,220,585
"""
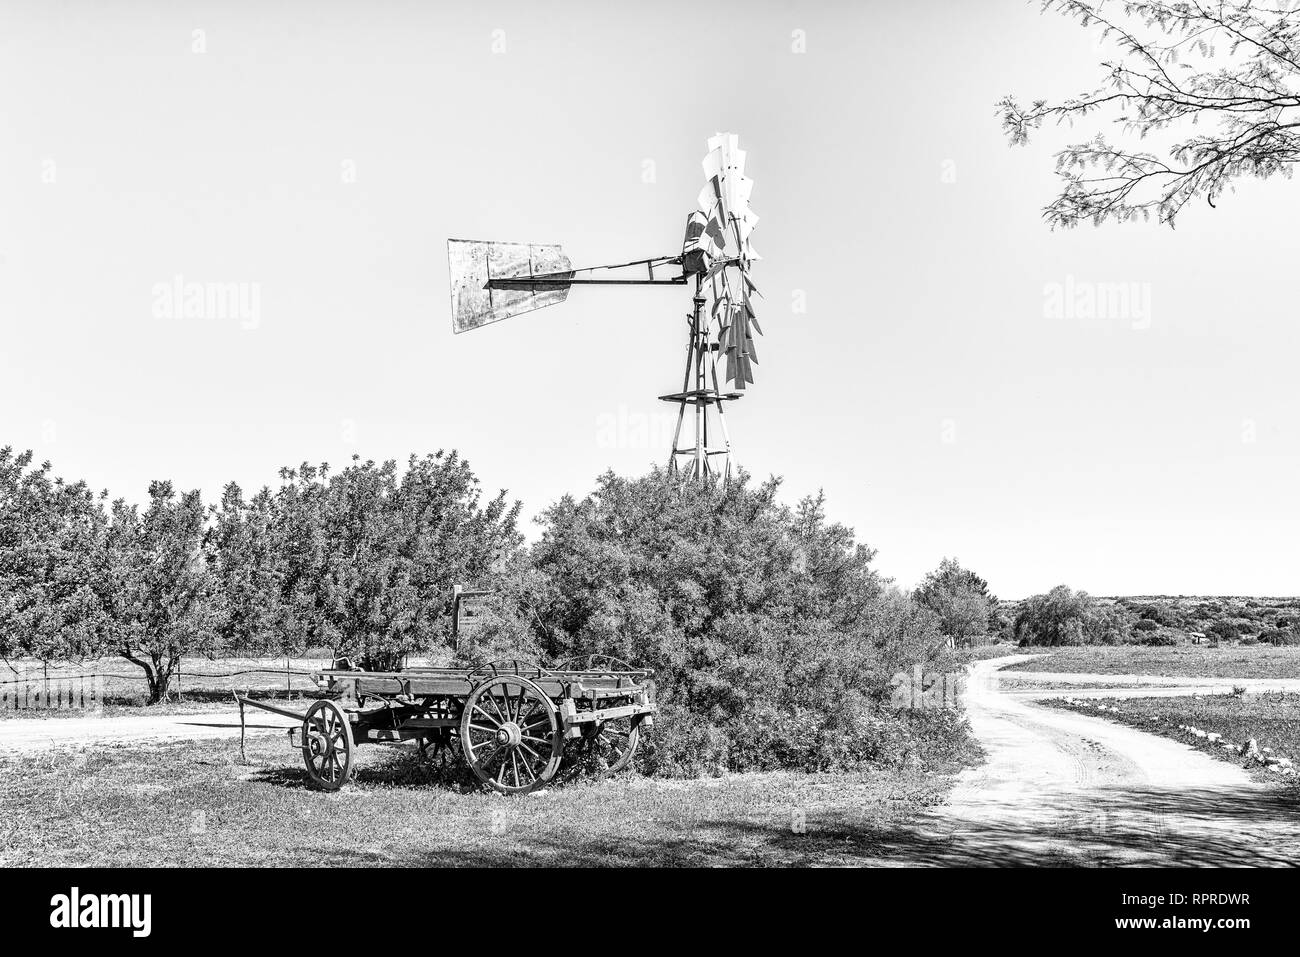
662,276,737,480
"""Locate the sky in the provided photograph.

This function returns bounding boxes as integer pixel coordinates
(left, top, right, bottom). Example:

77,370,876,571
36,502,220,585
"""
1,0,1297,599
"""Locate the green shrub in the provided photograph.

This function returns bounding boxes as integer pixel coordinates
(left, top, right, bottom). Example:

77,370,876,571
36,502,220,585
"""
486,470,971,776
1140,631,1176,646
1260,629,1300,646
1208,620,1242,641
1014,587,1134,646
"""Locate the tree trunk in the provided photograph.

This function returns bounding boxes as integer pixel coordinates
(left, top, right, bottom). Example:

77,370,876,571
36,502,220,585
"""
122,649,177,705
147,655,181,704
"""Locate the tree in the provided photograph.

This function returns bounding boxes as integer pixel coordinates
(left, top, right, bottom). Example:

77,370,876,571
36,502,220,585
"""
0,448,107,669
96,481,222,703
205,483,287,657
1014,584,1134,645
913,558,995,648
275,453,522,671
1000,1,1300,228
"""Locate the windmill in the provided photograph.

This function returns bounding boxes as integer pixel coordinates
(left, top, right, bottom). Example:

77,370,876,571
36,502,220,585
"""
448,132,761,480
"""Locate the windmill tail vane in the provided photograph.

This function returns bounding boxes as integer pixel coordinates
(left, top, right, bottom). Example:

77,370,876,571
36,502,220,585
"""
448,132,761,481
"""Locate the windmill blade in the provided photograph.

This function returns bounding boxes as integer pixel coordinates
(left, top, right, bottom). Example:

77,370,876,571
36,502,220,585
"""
699,132,757,261
448,239,573,333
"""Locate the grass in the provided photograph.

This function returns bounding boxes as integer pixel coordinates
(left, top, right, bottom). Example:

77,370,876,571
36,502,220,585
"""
1045,692,1300,783
0,732,975,867
1001,644,1300,679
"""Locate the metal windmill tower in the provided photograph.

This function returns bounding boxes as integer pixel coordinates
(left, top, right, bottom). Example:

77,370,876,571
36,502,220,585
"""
448,133,761,480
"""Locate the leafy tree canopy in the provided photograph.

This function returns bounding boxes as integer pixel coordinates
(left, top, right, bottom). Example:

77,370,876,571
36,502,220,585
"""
1000,1,1300,227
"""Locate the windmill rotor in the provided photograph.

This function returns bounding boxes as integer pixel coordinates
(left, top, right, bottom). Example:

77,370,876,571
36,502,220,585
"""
449,132,761,480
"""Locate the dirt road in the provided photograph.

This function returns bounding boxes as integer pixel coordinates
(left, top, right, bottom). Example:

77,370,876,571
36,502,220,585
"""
907,656,1300,866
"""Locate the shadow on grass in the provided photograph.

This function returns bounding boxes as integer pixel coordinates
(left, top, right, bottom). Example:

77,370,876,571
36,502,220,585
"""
294,781,1300,868
247,748,485,794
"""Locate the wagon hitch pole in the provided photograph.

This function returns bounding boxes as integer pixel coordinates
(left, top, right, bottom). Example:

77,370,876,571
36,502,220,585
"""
234,691,247,763
234,693,318,761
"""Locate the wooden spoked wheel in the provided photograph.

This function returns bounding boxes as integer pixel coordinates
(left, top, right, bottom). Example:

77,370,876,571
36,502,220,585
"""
589,715,640,776
301,699,354,791
418,729,459,772
417,699,459,772
460,675,562,794
565,713,640,779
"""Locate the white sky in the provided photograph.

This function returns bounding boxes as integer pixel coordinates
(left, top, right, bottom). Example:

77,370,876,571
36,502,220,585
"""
2,0,1297,598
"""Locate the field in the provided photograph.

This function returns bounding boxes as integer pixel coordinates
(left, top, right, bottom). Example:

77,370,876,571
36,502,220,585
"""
1045,692,1300,783
0,732,973,867
1001,644,1300,679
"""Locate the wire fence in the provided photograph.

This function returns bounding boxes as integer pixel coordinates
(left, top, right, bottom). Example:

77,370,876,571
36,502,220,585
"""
0,657,333,706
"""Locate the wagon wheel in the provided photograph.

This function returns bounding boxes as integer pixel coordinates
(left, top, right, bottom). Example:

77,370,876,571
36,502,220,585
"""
588,715,640,776
418,728,460,772
301,699,354,791
460,675,562,794
562,712,641,779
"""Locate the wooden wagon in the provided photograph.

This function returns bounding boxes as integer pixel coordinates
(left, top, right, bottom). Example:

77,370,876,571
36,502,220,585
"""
236,657,656,794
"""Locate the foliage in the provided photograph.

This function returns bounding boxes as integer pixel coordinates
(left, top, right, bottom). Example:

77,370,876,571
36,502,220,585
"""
1,450,973,774
96,481,223,703
1000,1,1300,227
913,557,995,647
205,484,286,657
484,470,966,775
1014,585,1135,646
1139,629,1176,646
0,448,522,698
1208,619,1242,641
0,448,106,666
264,453,522,671
1261,629,1300,646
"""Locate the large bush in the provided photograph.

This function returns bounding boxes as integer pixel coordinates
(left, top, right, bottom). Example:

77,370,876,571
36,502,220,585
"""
478,470,970,776
1014,585,1134,646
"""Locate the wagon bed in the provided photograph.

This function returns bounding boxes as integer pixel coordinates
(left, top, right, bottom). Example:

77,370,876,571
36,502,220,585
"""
236,657,656,794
